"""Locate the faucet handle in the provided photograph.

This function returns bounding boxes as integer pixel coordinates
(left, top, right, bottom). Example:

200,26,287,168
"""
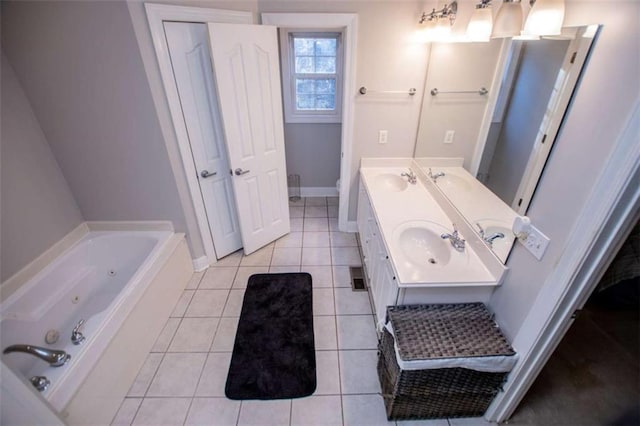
71,319,86,345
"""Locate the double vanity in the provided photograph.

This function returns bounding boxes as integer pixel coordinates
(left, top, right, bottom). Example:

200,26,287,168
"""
358,158,517,325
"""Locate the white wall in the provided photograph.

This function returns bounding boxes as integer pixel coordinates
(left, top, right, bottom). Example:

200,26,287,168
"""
1,1,192,253
0,55,84,281
489,1,640,344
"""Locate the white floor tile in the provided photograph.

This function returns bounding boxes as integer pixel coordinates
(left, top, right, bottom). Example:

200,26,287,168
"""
332,247,362,266
240,245,274,266
314,316,338,350
127,353,163,397
328,205,339,218
448,417,494,425
342,394,394,426
290,206,304,218
399,419,450,425
291,218,304,232
147,353,206,397
237,400,291,426
171,290,195,318
200,267,238,289
185,397,241,426
305,205,328,218
335,288,373,315
302,247,332,266
303,231,331,247
332,266,352,288
195,352,232,397
330,232,358,247
269,265,301,273
211,317,239,352
304,218,329,232
339,350,381,394
337,316,378,350
327,197,339,206
271,247,302,266
168,317,219,352
305,197,327,206
214,250,243,267
111,397,142,425
275,232,303,248
185,290,228,317
329,218,340,232
222,289,245,317
314,351,340,395
132,397,191,425
303,265,333,287
185,271,204,290
291,395,343,426
233,267,269,289
289,198,305,207
151,318,180,352
313,288,335,316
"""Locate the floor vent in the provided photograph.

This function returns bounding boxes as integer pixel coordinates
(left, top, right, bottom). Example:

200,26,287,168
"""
349,266,367,291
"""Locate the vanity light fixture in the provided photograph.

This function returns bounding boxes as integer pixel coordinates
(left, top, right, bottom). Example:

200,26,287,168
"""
466,0,493,42
491,0,523,38
522,0,565,37
419,1,458,42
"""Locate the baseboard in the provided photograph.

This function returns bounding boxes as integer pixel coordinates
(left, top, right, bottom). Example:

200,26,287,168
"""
300,187,339,197
345,220,358,233
192,256,210,272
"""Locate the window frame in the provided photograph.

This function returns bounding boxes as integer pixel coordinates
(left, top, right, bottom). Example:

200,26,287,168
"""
279,29,344,124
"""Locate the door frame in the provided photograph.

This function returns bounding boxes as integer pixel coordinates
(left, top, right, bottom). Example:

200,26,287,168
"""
486,100,640,422
145,3,253,268
261,13,358,233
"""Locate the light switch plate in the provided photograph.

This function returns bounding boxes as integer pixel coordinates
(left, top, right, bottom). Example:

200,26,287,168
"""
378,130,388,144
519,224,550,260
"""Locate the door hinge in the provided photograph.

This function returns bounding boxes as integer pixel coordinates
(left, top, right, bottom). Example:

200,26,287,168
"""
571,309,582,319
517,198,523,207
570,51,577,64
541,134,547,144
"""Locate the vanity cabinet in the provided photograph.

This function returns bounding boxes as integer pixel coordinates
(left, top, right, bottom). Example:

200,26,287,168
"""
358,185,399,325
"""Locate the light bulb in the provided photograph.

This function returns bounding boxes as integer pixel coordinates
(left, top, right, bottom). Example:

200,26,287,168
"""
466,7,493,42
522,0,565,37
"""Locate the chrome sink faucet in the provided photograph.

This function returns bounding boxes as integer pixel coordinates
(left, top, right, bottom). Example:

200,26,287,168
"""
476,223,505,247
401,169,417,184
441,224,465,251
428,168,445,182
3,344,71,367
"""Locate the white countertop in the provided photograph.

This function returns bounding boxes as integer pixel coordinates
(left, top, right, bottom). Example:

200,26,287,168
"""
360,166,500,287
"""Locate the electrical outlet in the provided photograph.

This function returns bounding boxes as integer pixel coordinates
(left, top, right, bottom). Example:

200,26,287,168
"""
520,224,550,260
378,130,388,144
444,130,455,144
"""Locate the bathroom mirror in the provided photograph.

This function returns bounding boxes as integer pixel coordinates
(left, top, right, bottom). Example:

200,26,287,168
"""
414,25,600,262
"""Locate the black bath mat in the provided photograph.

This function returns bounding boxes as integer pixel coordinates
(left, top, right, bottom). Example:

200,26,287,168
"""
225,273,316,400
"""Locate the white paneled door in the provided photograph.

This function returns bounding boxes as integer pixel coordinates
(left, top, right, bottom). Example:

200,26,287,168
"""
208,23,290,254
164,22,243,258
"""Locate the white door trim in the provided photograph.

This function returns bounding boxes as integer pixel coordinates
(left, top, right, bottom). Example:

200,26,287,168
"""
261,13,358,233
145,3,253,267
486,100,640,422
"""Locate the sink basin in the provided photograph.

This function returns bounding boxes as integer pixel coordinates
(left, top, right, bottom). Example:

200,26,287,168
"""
393,221,452,267
374,173,408,192
436,173,472,192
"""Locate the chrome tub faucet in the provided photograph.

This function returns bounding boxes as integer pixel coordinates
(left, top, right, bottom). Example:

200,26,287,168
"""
441,224,466,251
3,344,71,367
401,169,417,184
71,319,86,345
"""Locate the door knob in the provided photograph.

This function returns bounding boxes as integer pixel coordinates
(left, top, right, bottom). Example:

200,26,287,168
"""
234,168,250,176
200,170,217,179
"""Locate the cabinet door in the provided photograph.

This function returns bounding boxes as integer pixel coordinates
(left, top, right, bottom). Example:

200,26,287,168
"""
375,259,398,326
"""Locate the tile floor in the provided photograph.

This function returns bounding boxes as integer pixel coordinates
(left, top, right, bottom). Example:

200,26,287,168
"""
111,197,491,426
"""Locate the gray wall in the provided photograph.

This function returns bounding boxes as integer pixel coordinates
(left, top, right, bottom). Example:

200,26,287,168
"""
1,56,84,281
284,124,341,189
1,1,189,248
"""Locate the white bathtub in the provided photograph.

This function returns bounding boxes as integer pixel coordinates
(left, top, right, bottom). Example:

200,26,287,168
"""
0,230,174,411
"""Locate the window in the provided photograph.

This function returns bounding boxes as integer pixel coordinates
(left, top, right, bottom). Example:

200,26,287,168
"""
280,30,343,123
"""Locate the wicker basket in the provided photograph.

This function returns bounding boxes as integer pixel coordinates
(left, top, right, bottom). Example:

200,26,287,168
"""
378,303,516,420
